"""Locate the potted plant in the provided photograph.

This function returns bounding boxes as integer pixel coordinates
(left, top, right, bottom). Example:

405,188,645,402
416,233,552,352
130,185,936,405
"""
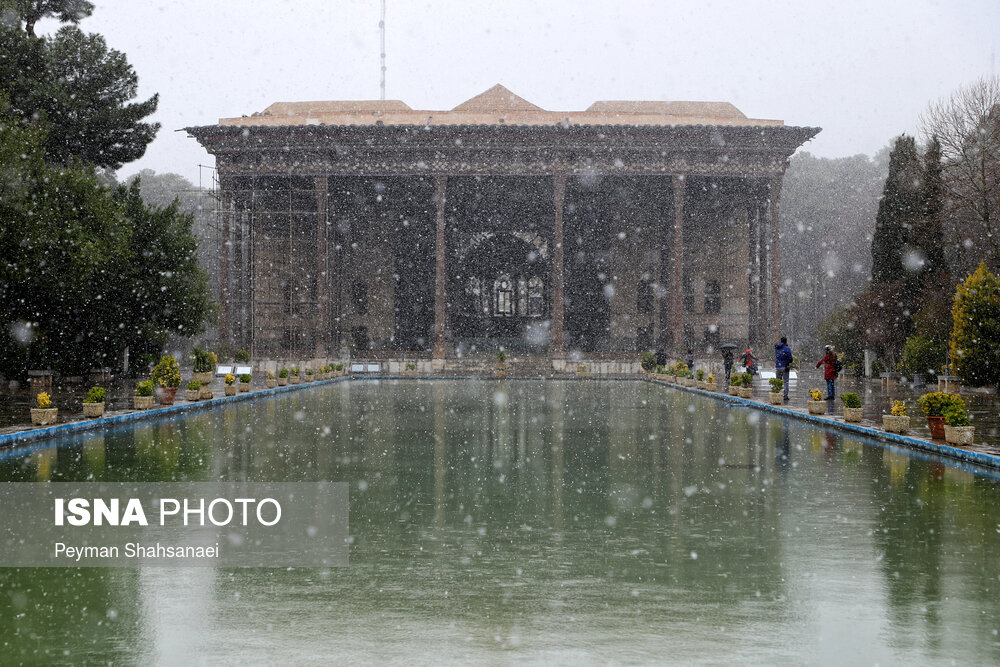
494,350,508,378
727,374,740,396
943,398,974,446
266,370,277,389
185,379,202,402
695,369,706,389
882,400,909,433
82,386,106,418
403,362,418,377
705,373,717,392
239,373,252,392
191,347,217,385
290,366,301,385
224,373,237,396
768,378,784,405
305,369,315,382
278,368,289,386
917,392,958,440
334,362,344,376
134,380,154,410
739,373,753,398
841,392,863,423
31,392,58,425
807,388,826,415
151,355,182,405
234,349,251,364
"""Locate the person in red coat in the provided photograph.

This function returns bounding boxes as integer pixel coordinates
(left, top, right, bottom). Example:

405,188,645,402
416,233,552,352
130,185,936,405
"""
815,345,838,399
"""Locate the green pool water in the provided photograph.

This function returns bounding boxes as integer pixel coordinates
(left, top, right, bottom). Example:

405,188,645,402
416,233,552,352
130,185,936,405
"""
2,379,999,664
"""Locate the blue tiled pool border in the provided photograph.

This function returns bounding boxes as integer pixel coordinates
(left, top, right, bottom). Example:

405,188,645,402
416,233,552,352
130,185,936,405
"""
0,375,351,449
643,377,1000,471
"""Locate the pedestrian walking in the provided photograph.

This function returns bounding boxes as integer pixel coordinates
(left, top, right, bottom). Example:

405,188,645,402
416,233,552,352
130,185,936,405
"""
774,336,792,401
722,347,735,384
741,348,758,376
815,345,838,400
685,348,695,370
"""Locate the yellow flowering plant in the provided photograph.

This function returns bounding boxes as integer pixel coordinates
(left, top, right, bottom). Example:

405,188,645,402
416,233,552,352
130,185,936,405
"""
36,392,51,409
809,388,823,401
890,400,907,417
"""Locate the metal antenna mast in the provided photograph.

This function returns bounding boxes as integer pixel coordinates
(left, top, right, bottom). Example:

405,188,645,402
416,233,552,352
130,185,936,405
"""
379,0,386,100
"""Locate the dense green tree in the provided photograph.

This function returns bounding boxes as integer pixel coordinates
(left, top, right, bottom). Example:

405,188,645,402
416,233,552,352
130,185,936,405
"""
871,135,923,285
2,0,94,36
0,103,213,375
0,11,158,169
913,136,948,283
950,262,1000,388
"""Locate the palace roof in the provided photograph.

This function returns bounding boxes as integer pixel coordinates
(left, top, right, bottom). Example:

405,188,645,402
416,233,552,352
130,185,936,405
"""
216,84,787,129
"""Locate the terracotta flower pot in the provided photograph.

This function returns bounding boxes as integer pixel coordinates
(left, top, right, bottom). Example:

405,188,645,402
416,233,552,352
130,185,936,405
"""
843,407,863,423
944,425,974,446
157,386,178,405
926,416,946,440
225,385,236,396
82,402,105,418
882,415,909,433
30,407,58,425
769,392,783,405
133,395,153,410
807,400,827,415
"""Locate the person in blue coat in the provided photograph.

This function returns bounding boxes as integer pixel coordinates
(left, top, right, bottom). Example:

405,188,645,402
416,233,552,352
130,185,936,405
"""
774,336,792,401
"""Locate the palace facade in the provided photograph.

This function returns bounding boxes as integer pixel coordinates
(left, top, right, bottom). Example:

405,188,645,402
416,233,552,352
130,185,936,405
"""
187,85,818,360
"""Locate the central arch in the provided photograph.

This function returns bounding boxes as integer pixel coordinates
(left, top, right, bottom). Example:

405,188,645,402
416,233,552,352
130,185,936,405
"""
454,232,549,348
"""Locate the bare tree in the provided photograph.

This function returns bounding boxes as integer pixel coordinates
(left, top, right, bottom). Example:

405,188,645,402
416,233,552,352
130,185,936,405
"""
920,76,1000,267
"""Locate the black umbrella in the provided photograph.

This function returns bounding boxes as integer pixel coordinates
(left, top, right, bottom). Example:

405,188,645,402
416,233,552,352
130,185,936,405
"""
720,343,738,350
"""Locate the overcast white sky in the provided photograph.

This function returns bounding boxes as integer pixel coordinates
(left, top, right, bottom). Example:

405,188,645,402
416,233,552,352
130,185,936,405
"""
43,0,999,185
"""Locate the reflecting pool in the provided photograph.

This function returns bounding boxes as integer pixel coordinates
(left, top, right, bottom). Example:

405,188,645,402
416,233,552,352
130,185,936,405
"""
2,380,1000,663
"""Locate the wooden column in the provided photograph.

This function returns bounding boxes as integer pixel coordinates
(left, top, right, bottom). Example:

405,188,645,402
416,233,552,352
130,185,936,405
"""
315,176,329,356
432,176,448,360
219,187,232,347
233,204,244,350
669,175,686,349
768,175,783,345
551,174,566,357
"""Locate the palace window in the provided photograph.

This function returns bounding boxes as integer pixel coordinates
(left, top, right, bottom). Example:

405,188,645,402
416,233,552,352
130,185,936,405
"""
494,275,514,317
352,280,368,315
528,276,545,316
704,280,721,314
637,280,653,314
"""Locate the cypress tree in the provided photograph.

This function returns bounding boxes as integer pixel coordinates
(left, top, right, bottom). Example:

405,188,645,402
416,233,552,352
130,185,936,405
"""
871,135,922,285
913,136,948,283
